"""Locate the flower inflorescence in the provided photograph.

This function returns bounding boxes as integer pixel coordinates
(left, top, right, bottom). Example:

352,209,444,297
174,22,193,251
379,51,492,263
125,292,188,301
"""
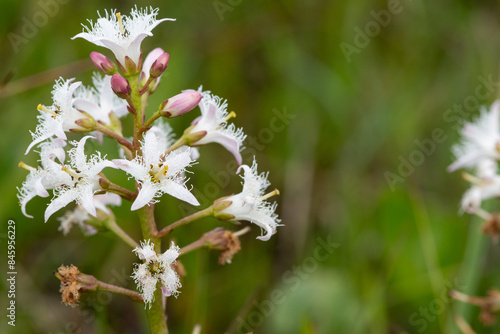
18,6,282,308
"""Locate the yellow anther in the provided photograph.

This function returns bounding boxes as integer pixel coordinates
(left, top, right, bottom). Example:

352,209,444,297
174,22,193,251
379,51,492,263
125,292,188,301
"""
261,188,280,201
37,104,58,117
18,161,36,172
116,12,125,36
153,165,169,180
223,111,236,122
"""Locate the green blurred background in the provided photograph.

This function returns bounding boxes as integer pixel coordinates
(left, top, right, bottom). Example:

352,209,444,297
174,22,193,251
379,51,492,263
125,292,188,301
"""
2,0,500,333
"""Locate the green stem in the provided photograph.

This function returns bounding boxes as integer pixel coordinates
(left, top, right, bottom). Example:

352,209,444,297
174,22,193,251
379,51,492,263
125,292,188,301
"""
137,205,168,333
146,288,169,334
138,205,159,245
157,206,214,238
103,218,139,249
96,280,143,302
445,217,488,334
163,136,187,156
128,73,142,154
94,122,133,150
107,183,137,202
130,69,168,333
144,110,162,129
179,238,206,255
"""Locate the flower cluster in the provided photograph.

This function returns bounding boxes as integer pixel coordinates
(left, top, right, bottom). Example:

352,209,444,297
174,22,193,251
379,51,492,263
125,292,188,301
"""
449,101,500,217
132,240,181,307
18,6,282,311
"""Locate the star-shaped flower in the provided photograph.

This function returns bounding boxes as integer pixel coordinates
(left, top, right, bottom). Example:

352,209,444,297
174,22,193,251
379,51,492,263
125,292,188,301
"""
26,78,89,154
113,128,199,210
449,101,500,172
132,240,181,307
44,136,116,222
18,139,68,218
188,89,247,164
215,159,281,241
72,6,174,66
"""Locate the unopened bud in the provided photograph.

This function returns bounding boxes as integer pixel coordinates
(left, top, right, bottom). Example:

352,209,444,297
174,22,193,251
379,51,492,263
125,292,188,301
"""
150,52,169,78
74,117,96,131
213,199,232,212
185,130,207,145
90,52,117,75
160,91,202,118
110,74,131,99
99,177,111,190
118,54,142,75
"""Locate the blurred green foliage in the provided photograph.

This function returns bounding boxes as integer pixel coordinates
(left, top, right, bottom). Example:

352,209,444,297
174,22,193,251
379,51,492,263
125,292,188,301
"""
2,0,500,333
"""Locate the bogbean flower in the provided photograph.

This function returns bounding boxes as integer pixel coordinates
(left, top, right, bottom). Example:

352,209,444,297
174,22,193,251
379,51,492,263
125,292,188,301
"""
132,240,181,307
113,129,199,210
187,89,247,164
58,193,122,235
448,101,500,172
72,6,174,70
74,73,129,126
44,136,116,222
26,78,90,154
461,176,500,214
18,139,68,218
214,159,281,241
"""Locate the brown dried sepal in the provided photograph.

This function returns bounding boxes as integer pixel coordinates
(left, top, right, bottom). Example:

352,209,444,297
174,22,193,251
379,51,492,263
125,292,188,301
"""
217,231,241,265
56,265,81,307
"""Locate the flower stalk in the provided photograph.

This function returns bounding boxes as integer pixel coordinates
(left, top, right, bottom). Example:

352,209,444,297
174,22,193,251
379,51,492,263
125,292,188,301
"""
157,206,214,238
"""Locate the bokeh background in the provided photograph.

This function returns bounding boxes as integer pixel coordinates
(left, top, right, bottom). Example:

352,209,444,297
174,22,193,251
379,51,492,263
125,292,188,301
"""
2,0,500,333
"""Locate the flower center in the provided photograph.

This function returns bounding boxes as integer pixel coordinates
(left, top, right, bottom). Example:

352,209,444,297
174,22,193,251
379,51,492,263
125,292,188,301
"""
62,166,84,184
147,260,165,277
149,163,169,183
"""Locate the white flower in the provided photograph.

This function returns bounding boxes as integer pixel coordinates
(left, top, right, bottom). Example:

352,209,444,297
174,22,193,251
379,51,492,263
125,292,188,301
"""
189,89,246,165
72,6,174,65
448,101,500,172
18,139,68,218
461,175,500,213
132,240,181,307
26,78,87,154
113,129,199,210
44,136,116,222
57,193,122,235
218,159,281,241
74,73,128,124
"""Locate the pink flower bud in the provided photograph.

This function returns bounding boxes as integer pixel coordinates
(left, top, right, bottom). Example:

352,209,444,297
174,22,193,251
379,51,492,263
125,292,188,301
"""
150,52,169,78
90,52,117,75
160,91,202,118
110,74,131,99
